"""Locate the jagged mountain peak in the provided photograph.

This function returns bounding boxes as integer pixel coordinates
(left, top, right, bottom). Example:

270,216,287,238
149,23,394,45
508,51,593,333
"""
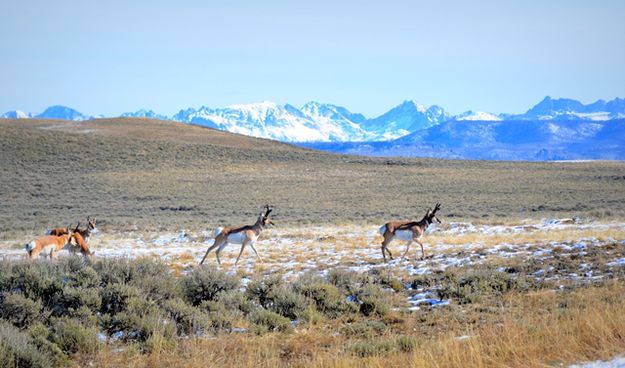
121,109,167,120
1,110,31,119
454,110,502,121
35,105,89,121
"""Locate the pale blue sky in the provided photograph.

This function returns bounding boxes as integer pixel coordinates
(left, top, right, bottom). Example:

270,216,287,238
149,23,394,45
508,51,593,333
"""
1,0,624,117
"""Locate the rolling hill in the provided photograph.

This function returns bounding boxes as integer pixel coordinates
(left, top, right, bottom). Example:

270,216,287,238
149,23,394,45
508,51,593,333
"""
1,118,624,232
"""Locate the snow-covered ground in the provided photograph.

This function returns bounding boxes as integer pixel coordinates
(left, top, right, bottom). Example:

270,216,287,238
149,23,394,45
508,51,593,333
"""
570,356,625,368
3,219,624,280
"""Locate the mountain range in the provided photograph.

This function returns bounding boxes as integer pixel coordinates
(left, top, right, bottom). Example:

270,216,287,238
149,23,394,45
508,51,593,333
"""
3,96,625,160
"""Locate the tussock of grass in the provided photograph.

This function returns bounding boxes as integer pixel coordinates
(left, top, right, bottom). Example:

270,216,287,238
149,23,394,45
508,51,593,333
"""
88,283,625,368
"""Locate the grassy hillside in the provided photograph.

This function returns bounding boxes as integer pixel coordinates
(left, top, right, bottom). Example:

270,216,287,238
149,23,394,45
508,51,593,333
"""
1,117,625,234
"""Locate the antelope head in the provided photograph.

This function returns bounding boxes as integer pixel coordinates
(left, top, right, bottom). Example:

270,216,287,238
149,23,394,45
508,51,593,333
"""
87,216,99,234
259,204,275,227
428,203,442,224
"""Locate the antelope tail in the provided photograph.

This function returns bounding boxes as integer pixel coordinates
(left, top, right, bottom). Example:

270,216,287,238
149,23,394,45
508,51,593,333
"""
25,241,36,254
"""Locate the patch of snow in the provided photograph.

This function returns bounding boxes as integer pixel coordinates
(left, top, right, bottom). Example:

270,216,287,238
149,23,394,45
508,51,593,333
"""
607,258,625,267
569,356,625,368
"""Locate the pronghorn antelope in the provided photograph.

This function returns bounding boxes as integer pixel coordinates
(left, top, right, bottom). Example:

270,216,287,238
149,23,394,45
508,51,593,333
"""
25,233,74,260
73,216,99,243
67,217,98,257
69,231,95,257
200,205,274,265
379,203,441,262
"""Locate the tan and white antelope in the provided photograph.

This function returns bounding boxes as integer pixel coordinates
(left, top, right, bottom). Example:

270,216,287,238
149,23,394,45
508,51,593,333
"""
25,233,74,260
67,217,98,257
69,231,95,257
379,203,442,262
200,205,274,265
73,216,99,243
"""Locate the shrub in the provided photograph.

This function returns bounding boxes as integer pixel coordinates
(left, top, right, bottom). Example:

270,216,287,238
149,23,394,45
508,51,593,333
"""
364,269,404,292
248,309,291,334
328,269,360,294
63,266,100,289
198,300,236,330
161,298,212,336
106,307,176,344
101,283,142,315
27,323,68,367
245,274,284,308
410,274,439,289
295,281,356,317
0,262,13,293
182,267,239,306
128,259,180,301
349,339,394,357
48,317,99,355
0,321,55,368
50,286,101,318
396,335,418,353
9,263,62,304
93,258,136,285
356,284,390,317
0,293,42,329
215,289,255,315
341,320,388,337
438,267,530,304
268,286,310,320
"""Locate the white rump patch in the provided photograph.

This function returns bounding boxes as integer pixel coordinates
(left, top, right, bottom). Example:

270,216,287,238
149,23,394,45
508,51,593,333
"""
214,227,224,237
379,225,387,236
25,241,36,252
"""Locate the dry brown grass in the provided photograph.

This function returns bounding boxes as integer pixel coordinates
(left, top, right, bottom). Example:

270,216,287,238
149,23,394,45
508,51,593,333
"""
429,227,625,248
2,118,625,235
81,282,625,368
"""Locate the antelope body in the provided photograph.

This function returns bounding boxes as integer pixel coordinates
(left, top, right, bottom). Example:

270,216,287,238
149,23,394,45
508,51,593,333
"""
379,203,441,262
200,205,274,265
47,227,71,236
69,231,95,257
25,234,73,259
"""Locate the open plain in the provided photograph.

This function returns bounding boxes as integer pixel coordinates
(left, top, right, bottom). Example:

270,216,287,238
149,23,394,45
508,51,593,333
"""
1,118,625,367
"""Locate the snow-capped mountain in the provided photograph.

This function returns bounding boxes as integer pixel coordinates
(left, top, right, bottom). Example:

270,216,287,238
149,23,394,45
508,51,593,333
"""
300,101,367,124
121,109,168,120
171,101,374,142
361,100,450,140
35,105,89,121
510,96,625,121
3,97,624,154
301,118,625,161
454,110,501,121
1,110,31,119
